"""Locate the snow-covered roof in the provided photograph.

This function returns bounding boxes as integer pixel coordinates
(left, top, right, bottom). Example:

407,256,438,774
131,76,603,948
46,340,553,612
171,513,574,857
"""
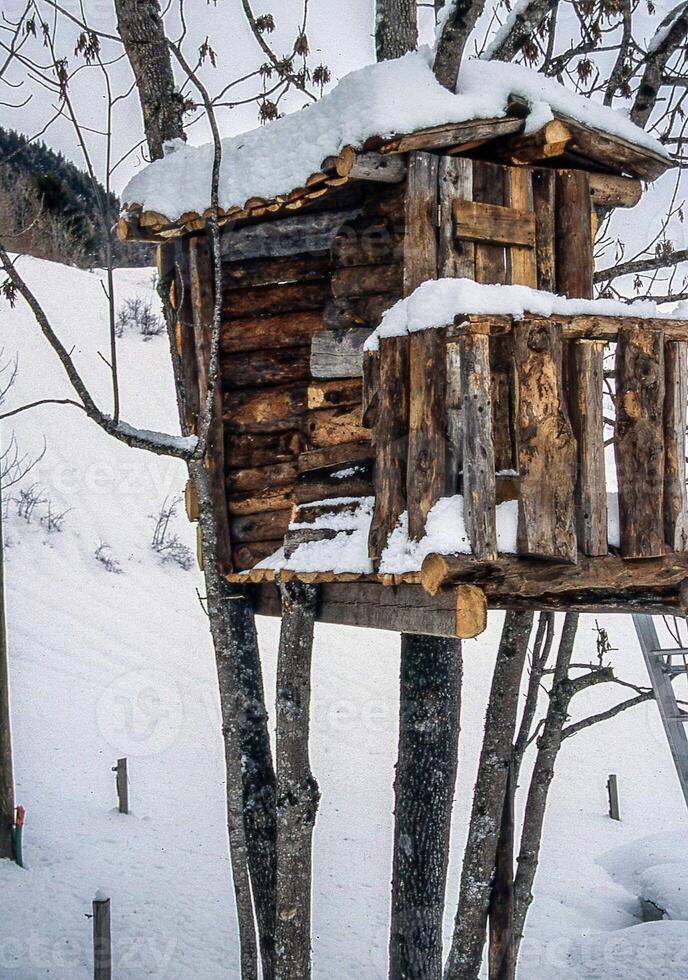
364,279,687,351
121,49,672,239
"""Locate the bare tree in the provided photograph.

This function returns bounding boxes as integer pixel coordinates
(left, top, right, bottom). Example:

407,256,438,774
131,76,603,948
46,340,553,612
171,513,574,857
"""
375,0,418,61
434,0,488,90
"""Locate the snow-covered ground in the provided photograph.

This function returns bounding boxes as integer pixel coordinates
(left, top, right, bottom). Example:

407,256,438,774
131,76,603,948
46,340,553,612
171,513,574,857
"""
0,257,687,978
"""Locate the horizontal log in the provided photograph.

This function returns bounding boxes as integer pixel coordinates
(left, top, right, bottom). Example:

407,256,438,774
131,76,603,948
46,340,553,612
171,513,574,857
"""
303,405,368,449
331,264,403,299
220,311,324,354
295,498,364,523
230,508,292,543
310,328,371,378
588,174,642,209
294,463,373,504
332,227,404,267
224,383,308,432
225,429,302,468
323,294,397,331
453,199,536,247
234,540,283,571
228,486,295,516
284,526,343,558
222,346,311,388
222,252,330,288
220,209,360,261
227,461,298,494
375,117,524,155
559,113,673,181
223,279,331,317
336,148,407,182
307,377,363,410
451,314,688,343
297,440,373,473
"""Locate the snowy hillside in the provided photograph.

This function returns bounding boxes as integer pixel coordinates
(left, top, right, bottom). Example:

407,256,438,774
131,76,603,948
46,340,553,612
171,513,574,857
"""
0,257,687,978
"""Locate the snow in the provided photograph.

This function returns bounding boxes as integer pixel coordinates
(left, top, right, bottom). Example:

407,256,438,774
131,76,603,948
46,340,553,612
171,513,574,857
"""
122,49,669,222
364,278,682,350
113,420,197,455
647,2,686,54
2,256,688,977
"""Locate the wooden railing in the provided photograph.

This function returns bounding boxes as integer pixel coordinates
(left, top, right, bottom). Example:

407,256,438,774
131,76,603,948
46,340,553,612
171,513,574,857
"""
364,313,688,564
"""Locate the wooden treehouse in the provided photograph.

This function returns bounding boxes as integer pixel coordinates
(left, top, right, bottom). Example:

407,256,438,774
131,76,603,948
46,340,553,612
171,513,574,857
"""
120,87,688,640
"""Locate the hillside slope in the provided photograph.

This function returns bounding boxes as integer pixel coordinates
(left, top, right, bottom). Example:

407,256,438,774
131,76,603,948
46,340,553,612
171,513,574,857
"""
0,257,686,978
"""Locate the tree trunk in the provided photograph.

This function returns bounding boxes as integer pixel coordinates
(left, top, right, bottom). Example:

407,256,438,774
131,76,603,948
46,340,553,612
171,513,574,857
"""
113,0,186,162
513,613,579,958
376,0,418,61
389,634,463,980
488,762,515,980
444,611,534,980
0,483,14,861
433,0,487,92
275,579,320,980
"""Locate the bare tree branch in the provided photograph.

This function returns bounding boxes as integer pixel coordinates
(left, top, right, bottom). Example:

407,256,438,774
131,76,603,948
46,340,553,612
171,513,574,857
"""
434,0,487,91
631,1,688,128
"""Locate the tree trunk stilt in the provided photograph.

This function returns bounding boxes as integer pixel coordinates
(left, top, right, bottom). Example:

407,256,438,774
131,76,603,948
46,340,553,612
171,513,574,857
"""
275,579,320,980
488,761,516,980
389,633,463,980
0,484,14,861
445,610,534,980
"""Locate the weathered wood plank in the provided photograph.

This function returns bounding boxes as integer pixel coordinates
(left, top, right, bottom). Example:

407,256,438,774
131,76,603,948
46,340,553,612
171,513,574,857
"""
452,199,536,248
555,169,593,298
404,151,439,294
306,377,362,410
295,461,373,504
513,319,577,563
614,326,666,558
531,169,556,292
226,429,302,468
377,117,523,155
222,252,330,288
234,540,283,571
588,174,642,209
323,294,397,331
490,334,516,473
221,311,324,354
310,328,371,378
230,508,292,543
664,341,688,551
362,349,380,428
408,328,447,539
228,486,295,516
369,336,410,558
223,279,331,317
227,462,298,494
460,330,497,559
332,224,403,267
331,263,403,299
445,341,463,495
296,441,372,473
302,404,368,449
338,151,407,183
220,209,360,261
473,161,507,285
506,169,537,287
224,382,308,432
221,346,311,388
570,341,608,556
438,157,474,279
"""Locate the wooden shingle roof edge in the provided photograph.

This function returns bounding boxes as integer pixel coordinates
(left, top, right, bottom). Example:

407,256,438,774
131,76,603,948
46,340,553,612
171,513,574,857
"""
117,109,674,245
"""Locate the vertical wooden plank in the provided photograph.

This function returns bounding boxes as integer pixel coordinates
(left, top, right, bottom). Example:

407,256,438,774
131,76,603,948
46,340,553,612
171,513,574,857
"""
369,336,410,558
614,326,665,559
439,157,474,279
404,151,439,294
446,342,463,495
532,169,556,292
665,341,688,551
408,329,447,539
404,151,443,540
361,348,380,428
93,897,112,980
460,329,497,560
513,320,577,563
188,235,234,572
490,336,516,473
555,169,593,298
473,161,507,286
570,340,608,556
506,169,537,287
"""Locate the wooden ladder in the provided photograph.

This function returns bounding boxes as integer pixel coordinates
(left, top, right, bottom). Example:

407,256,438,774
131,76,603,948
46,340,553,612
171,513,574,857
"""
633,613,688,808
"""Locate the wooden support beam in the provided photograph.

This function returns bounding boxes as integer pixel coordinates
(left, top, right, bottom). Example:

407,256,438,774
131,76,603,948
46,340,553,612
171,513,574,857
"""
369,336,410,558
456,585,488,638
615,326,665,558
532,170,556,292
588,174,642,209
439,157,474,279
664,341,688,551
506,169,537,287
361,349,380,428
445,342,463,495
452,199,536,248
570,341,608,556
460,330,497,560
310,328,370,379
377,117,523,155
513,319,577,563
555,169,593,299
336,149,407,183
274,579,319,980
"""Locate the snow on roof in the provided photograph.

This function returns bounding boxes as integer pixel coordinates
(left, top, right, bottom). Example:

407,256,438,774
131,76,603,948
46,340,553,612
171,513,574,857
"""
122,48,670,224
364,279,684,351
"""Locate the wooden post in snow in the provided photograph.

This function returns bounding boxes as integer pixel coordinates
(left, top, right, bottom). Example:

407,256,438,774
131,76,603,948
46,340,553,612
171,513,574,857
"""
274,578,320,980
93,895,112,980
0,480,14,860
607,774,620,821
113,758,128,815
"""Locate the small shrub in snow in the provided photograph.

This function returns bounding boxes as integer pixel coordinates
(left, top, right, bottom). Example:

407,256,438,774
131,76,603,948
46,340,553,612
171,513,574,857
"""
40,500,72,533
116,297,164,340
95,542,121,574
16,483,47,523
150,496,193,571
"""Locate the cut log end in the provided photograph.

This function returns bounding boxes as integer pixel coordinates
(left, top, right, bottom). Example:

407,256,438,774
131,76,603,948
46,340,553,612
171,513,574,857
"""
455,585,487,638
420,552,453,596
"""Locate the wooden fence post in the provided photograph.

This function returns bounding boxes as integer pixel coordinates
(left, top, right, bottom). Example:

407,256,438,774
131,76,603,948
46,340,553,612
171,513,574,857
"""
113,758,128,815
93,895,112,980
607,774,620,820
